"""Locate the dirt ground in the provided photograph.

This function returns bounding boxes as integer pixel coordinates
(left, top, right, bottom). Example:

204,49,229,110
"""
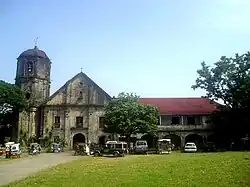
0,152,82,186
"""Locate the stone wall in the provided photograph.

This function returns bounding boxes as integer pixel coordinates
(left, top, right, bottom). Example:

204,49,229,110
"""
42,72,111,148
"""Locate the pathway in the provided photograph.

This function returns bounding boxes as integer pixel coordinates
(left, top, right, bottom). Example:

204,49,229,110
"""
0,152,82,186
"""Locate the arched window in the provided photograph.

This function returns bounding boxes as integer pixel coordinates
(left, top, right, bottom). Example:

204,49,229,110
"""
27,61,33,73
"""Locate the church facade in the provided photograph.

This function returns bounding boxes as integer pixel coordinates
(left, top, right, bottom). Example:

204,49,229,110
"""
14,46,219,149
15,46,112,148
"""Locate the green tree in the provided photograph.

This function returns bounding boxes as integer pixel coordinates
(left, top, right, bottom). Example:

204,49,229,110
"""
104,92,160,142
192,52,250,109
0,80,27,142
192,52,250,147
0,80,27,115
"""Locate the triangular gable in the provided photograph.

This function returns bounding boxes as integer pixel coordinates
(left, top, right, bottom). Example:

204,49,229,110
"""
45,72,111,105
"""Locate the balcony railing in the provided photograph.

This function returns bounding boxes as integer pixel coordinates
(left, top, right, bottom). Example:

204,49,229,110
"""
158,123,214,131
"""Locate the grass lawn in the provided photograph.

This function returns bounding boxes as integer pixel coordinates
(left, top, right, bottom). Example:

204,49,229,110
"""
4,152,250,187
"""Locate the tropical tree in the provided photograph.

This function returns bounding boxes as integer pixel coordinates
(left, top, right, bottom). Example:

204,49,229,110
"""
0,80,27,143
192,52,250,109
192,52,250,147
104,92,159,142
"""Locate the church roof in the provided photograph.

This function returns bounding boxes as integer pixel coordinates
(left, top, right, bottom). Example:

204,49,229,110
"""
48,72,111,102
18,46,49,59
139,97,221,115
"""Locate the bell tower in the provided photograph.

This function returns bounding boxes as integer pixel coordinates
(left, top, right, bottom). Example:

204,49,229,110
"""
15,45,51,141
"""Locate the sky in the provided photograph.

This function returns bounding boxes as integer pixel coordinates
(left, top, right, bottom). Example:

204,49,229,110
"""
1,0,250,98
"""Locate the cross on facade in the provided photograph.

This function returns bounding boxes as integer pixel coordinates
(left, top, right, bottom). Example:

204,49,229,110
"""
80,67,83,72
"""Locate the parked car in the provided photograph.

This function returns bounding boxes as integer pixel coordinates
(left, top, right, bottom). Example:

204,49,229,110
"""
94,141,128,157
134,140,148,154
184,142,197,152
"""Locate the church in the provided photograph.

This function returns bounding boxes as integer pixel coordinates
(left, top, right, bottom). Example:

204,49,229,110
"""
15,45,113,149
14,46,219,149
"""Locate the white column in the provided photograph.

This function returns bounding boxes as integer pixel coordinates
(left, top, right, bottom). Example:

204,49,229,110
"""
159,116,162,125
181,116,184,125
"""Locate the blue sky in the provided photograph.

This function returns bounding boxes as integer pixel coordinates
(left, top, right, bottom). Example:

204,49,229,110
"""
1,0,250,98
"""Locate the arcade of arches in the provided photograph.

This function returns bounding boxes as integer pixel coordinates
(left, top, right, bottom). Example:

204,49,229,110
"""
72,132,215,149
158,132,214,148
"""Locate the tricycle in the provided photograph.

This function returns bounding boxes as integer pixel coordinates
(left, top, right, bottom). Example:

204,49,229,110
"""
51,143,61,153
29,143,41,155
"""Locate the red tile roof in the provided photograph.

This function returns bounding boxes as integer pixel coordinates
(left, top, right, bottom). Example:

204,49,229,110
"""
139,97,220,115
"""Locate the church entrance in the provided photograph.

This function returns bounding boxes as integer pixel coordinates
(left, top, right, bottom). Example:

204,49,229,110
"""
73,133,85,150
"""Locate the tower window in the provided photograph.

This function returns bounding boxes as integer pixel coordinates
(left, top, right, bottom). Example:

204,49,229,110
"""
27,61,33,73
99,117,105,128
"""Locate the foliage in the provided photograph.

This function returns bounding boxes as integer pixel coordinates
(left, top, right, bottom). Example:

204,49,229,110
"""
58,138,68,148
27,135,38,145
192,52,250,146
0,80,27,114
104,92,159,140
0,80,28,136
4,136,11,143
192,52,250,109
5,152,250,187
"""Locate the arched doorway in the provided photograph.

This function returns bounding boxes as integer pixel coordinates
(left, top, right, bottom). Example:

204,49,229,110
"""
163,134,181,149
73,133,85,150
98,136,106,145
141,134,158,148
185,134,203,148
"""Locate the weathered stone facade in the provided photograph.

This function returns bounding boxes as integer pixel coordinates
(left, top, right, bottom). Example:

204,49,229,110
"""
14,46,112,147
15,46,51,140
42,72,111,148
14,46,216,149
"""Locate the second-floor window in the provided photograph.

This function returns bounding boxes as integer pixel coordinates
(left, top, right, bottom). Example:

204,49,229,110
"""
171,117,180,124
99,117,105,128
76,116,83,128
54,116,60,128
187,116,195,125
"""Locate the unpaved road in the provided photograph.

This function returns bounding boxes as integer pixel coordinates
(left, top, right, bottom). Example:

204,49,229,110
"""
0,152,81,186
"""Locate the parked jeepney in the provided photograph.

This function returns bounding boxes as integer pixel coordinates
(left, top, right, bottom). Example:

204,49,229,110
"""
29,143,41,155
157,139,172,154
74,143,90,156
51,143,61,153
94,141,128,157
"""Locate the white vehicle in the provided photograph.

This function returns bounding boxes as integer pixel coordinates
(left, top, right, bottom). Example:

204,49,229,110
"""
134,140,148,154
184,142,197,152
158,139,172,154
